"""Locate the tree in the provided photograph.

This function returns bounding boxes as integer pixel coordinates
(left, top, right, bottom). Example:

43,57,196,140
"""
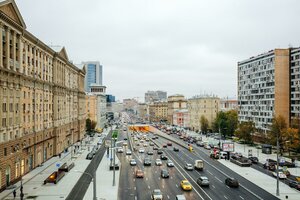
282,128,300,156
235,121,255,143
200,115,209,134
212,110,238,137
269,115,287,155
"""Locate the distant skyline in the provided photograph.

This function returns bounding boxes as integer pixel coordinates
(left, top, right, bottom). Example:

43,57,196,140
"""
16,0,300,101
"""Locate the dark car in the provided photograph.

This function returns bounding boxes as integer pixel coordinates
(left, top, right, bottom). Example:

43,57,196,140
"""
288,180,300,191
153,146,159,150
124,138,128,140
86,153,94,160
225,178,239,188
173,147,179,152
248,157,259,164
161,169,169,178
147,151,154,155
160,155,168,160
144,158,152,166
157,149,163,154
163,144,167,148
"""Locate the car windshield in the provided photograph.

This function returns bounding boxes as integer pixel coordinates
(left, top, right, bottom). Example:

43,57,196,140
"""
153,191,161,195
182,181,190,185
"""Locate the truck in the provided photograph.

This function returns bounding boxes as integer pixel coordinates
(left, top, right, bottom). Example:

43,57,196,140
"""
194,160,204,171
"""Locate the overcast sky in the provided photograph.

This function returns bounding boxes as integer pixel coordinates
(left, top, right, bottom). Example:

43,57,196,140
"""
16,0,300,101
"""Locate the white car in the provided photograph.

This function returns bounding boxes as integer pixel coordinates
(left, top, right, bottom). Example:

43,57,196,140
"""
151,189,163,200
117,148,124,153
184,163,193,171
167,160,174,167
126,150,132,155
139,148,145,153
130,159,137,166
155,159,162,166
272,171,287,179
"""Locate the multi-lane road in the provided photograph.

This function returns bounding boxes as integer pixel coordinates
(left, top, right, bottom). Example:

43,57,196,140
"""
117,129,279,200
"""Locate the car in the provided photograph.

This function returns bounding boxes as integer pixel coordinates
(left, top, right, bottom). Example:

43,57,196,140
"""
180,180,192,191
144,158,152,166
139,148,145,153
153,146,158,150
136,143,140,146
136,169,144,178
156,136,159,139
147,151,154,155
248,156,259,164
163,144,167,148
86,153,94,160
161,169,169,178
272,171,287,179
288,180,300,191
143,143,148,147
150,142,154,146
126,150,132,155
184,163,193,171
175,195,186,200
155,159,162,166
151,189,163,200
225,177,239,188
219,151,227,159
160,155,168,160
123,142,128,146
173,147,179,151
204,145,211,150
157,149,163,154
166,160,174,167
130,159,137,166
167,142,172,146
117,148,124,153
124,138,128,140
197,176,209,187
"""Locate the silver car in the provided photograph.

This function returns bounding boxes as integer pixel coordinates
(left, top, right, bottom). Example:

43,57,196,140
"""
197,176,210,186
184,163,193,171
151,189,163,200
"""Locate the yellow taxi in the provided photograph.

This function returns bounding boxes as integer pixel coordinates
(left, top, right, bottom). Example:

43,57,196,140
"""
180,180,192,191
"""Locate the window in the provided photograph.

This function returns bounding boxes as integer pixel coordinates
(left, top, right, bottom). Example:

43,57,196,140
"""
9,103,13,112
4,148,7,156
2,118,6,127
2,103,7,112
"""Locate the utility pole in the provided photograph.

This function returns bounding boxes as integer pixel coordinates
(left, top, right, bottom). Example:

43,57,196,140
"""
93,170,97,200
276,130,280,196
113,138,116,186
110,123,113,166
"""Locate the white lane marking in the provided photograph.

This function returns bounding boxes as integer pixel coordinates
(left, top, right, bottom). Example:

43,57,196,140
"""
163,151,210,200
215,176,222,183
146,178,148,181
148,185,150,189
171,176,173,179
133,179,135,182
135,196,137,200
207,170,213,175
212,185,215,189
176,184,178,188
162,185,164,189
167,195,170,199
134,187,136,190
224,195,228,199
226,186,230,189
240,196,244,200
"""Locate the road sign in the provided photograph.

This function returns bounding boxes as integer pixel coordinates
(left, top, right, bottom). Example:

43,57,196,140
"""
112,130,118,139
56,163,60,168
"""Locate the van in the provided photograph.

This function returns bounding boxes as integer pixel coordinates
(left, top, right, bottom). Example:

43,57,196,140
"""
176,195,186,200
220,151,227,159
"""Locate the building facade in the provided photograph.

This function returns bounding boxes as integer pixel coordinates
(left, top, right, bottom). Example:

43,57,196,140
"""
167,95,187,125
0,0,86,191
83,61,103,92
90,84,107,129
148,102,168,123
188,96,220,131
238,48,300,131
145,90,167,103
86,95,97,122
173,109,189,128
220,98,238,112
123,98,138,114
137,103,148,122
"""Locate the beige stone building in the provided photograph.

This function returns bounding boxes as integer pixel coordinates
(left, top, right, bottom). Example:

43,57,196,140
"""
0,0,86,190
149,102,168,123
188,96,220,131
86,95,97,123
167,95,187,125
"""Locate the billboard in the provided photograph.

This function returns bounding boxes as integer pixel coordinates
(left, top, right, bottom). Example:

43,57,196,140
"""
222,142,234,152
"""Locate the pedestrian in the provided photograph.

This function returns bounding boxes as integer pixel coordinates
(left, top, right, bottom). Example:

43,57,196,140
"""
59,153,61,159
20,192,24,200
13,189,16,199
20,184,23,193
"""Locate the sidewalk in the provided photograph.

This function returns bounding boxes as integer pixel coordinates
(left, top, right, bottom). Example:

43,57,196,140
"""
0,129,110,200
199,134,300,177
218,159,300,200
83,145,120,200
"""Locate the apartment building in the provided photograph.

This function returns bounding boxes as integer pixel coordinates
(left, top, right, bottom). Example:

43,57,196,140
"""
238,47,300,131
173,109,189,128
167,95,187,125
0,0,86,190
188,96,220,131
86,95,97,122
148,102,168,123
90,84,107,129
220,98,238,112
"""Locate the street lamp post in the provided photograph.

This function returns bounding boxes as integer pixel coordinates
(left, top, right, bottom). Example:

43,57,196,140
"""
74,170,97,200
276,131,280,196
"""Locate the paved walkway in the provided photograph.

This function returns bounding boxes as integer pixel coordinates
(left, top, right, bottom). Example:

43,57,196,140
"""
0,129,110,200
83,141,121,200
